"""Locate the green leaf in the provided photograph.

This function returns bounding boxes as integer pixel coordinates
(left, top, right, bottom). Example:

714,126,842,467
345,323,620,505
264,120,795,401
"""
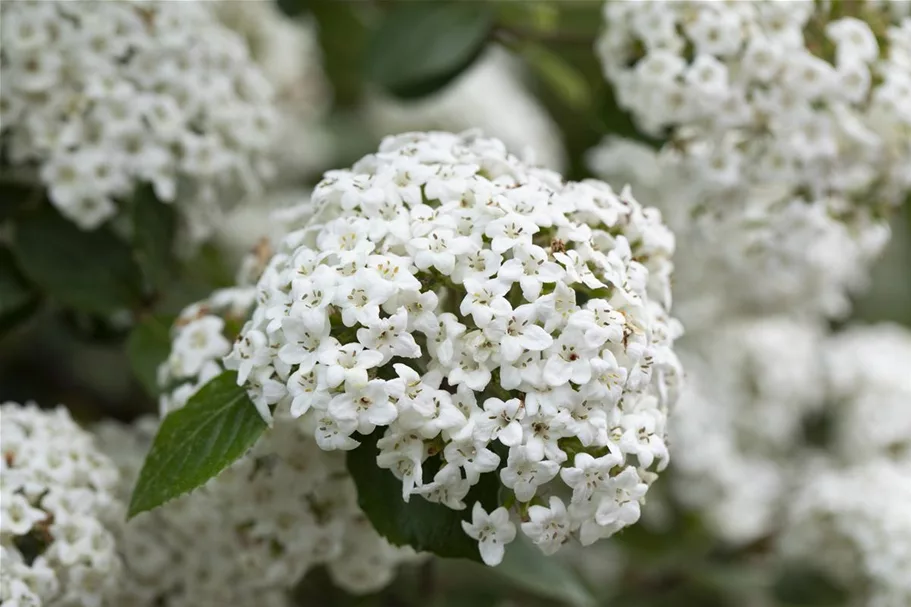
493,535,597,607
772,564,848,607
365,3,494,99
275,0,308,18
12,206,145,315
309,1,372,108
127,314,176,397
0,246,40,335
128,371,267,518
346,431,499,560
132,185,176,291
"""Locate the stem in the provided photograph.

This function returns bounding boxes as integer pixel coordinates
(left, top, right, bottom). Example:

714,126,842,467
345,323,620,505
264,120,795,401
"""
493,24,596,48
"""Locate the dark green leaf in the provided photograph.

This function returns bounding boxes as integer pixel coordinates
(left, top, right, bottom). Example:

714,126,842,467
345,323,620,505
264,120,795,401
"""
275,0,308,18
128,371,267,518
346,431,499,560
365,3,494,99
132,185,176,291
12,206,145,315
0,246,40,336
127,314,176,397
493,535,597,607
309,1,372,108
772,564,848,607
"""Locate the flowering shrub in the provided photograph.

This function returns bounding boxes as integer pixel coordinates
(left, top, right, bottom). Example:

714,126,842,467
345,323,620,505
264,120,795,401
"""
2,1,911,605
220,130,682,563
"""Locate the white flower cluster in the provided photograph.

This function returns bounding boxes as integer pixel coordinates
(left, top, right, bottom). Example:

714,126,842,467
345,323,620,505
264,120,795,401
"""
157,287,256,417
366,49,568,171
0,402,122,607
95,420,417,606
588,137,888,326
0,0,277,240
128,288,418,605
213,0,335,182
226,130,682,564
592,1,911,321
598,1,911,206
824,323,911,464
782,460,911,607
670,318,826,544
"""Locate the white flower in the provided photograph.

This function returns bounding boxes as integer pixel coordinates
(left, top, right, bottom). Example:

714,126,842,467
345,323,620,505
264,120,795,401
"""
472,397,526,447
377,431,426,500
443,438,501,485
783,460,911,607
356,308,421,363
826,17,879,65
278,317,332,369
460,278,511,328
497,243,564,301
487,304,553,363
560,452,623,503
594,466,648,528
328,380,398,435
224,329,271,385
499,446,560,502
521,496,572,555
320,343,385,390
408,228,473,275
543,331,594,386
461,504,517,566
485,213,540,253
287,367,330,417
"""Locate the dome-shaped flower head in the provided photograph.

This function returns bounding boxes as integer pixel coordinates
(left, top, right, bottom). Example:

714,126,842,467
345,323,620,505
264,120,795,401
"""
225,130,683,562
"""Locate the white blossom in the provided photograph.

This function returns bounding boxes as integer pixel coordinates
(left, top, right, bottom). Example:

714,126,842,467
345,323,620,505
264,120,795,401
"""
782,460,911,607
225,131,682,561
593,2,911,323
0,402,122,607
461,504,516,566
669,317,827,545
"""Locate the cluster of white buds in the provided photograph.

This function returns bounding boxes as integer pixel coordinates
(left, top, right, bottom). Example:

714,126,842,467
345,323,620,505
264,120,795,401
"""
0,402,122,607
225,130,682,564
592,2,911,321
782,460,911,607
669,318,826,544
0,0,277,242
